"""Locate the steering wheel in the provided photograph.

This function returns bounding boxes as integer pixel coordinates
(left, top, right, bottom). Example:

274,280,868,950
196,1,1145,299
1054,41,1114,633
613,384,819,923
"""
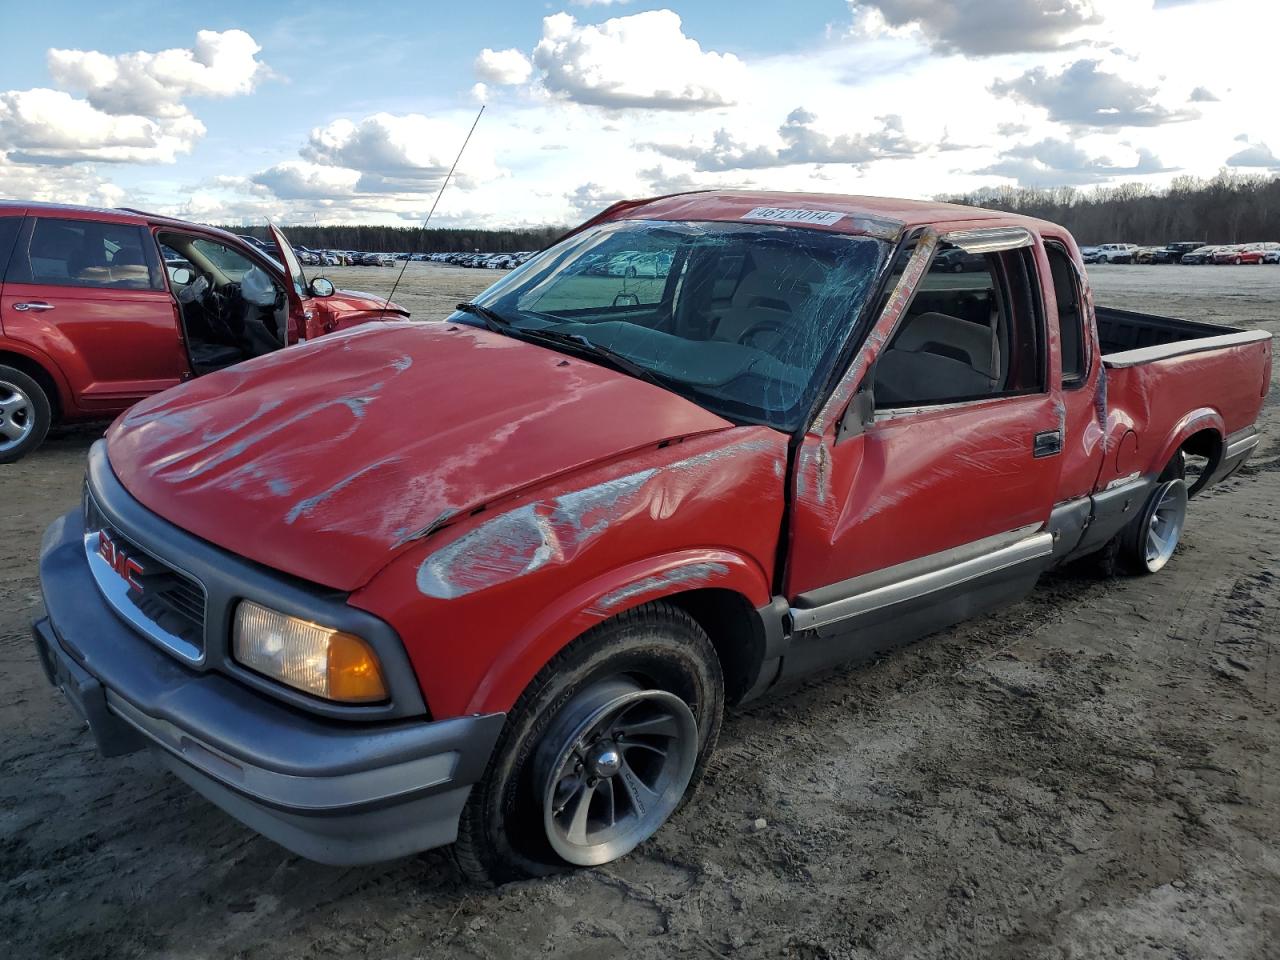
736,318,788,350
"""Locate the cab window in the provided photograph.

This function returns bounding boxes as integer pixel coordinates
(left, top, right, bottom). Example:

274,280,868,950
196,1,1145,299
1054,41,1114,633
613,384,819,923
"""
9,218,162,290
874,244,1046,409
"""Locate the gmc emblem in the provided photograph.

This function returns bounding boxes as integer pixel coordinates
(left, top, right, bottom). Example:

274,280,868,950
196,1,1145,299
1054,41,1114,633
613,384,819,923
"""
97,530,146,592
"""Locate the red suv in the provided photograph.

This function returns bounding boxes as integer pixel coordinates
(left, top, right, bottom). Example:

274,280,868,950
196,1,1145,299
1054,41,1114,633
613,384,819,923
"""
0,202,408,462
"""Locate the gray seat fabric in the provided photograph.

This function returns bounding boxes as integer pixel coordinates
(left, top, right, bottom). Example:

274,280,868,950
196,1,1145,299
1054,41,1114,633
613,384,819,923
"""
714,249,824,344
876,311,1001,406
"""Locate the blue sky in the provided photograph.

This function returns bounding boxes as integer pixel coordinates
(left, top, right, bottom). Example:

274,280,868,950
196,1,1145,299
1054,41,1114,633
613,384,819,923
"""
0,0,1275,227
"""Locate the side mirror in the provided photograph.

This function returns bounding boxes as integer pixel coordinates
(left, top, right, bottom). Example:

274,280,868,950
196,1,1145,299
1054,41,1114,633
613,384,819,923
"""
171,267,193,285
309,277,335,297
612,292,640,307
836,378,875,443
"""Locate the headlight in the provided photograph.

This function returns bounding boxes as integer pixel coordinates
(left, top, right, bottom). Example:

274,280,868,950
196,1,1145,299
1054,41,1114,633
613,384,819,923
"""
233,600,388,703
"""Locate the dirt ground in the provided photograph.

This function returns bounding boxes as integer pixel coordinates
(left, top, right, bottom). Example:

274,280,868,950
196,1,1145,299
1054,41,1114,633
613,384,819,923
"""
2,264,1277,959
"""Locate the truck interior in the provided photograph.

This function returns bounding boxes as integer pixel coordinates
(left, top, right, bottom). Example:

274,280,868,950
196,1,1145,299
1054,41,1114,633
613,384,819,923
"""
874,244,1043,408
158,231,288,375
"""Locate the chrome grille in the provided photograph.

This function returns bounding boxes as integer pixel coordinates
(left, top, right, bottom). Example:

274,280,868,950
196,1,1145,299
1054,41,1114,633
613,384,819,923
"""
83,490,207,662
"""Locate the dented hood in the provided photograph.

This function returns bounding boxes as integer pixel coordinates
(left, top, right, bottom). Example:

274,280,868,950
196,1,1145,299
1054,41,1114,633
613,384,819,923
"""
106,322,731,590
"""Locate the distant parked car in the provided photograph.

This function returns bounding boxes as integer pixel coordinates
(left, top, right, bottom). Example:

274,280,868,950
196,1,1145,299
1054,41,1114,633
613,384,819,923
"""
1154,241,1206,264
1263,248,1280,264
1133,247,1162,264
1095,243,1139,264
1179,245,1219,265
1211,245,1246,265
1232,242,1279,265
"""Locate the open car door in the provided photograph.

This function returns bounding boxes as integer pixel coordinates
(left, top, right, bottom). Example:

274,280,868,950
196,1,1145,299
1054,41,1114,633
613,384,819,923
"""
267,223,319,342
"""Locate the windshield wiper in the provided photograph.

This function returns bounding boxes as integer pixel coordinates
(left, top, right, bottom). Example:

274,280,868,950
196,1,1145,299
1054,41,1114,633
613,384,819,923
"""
456,302,669,390
455,301,513,333
520,328,672,390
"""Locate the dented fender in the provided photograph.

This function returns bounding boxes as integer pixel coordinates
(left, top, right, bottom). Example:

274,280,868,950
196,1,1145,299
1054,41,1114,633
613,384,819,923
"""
463,549,771,716
348,426,788,719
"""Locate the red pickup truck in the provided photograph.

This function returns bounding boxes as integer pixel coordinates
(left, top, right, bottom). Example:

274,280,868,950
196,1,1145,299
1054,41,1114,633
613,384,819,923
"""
0,202,408,462
33,192,1271,883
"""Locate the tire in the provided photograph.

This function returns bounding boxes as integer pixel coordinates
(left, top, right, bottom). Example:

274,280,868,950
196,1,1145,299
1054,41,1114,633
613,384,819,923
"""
1235,257,1243,265
454,602,724,885
0,364,52,464
624,266,636,279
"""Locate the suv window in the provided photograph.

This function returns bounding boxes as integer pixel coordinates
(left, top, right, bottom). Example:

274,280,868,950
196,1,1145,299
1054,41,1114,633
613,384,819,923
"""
0,216,22,279
9,218,161,290
874,244,1045,409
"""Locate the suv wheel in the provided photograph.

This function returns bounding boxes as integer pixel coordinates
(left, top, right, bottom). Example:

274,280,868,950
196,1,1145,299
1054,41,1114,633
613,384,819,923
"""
454,602,724,884
0,365,52,464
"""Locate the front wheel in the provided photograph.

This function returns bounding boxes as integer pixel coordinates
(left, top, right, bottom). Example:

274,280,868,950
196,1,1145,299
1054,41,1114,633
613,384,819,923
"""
454,602,724,884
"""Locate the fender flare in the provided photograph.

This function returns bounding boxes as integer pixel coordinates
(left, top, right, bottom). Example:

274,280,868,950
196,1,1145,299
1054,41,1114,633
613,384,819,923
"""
0,338,73,415
463,548,771,715
1151,407,1224,481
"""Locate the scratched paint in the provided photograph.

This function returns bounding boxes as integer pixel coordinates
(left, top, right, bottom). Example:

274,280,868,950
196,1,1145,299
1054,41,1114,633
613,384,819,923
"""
285,456,405,525
590,562,731,615
417,468,658,599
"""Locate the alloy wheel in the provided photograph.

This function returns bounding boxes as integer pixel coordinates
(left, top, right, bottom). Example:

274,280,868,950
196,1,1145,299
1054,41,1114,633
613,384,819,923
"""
0,380,35,453
1143,480,1188,572
536,678,698,866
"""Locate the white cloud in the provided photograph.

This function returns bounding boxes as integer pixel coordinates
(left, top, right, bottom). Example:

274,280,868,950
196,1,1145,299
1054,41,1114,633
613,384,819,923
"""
299,113,501,191
0,88,204,164
646,109,922,171
474,48,533,86
847,0,1112,55
250,161,361,200
0,156,124,207
975,137,1173,186
531,10,747,110
991,59,1198,129
1226,140,1278,168
47,30,268,118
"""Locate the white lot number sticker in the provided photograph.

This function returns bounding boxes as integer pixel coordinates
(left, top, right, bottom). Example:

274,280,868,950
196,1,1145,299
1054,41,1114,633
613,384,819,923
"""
741,206,845,227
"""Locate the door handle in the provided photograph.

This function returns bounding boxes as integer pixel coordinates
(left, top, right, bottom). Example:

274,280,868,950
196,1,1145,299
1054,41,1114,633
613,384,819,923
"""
1033,430,1063,458
13,302,55,312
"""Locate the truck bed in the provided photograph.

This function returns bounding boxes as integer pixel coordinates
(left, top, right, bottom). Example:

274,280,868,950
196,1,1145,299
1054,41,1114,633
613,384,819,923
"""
1096,306,1268,367
1093,305,1272,491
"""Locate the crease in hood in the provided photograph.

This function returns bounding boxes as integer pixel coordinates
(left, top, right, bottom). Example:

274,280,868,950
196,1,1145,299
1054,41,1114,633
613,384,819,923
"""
106,322,731,591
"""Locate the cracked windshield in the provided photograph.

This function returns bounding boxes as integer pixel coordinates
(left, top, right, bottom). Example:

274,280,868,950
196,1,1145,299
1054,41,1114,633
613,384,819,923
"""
456,220,888,429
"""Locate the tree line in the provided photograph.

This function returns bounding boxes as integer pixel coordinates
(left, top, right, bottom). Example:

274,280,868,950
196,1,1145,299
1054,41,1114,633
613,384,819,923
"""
221,224,568,254
939,171,1280,245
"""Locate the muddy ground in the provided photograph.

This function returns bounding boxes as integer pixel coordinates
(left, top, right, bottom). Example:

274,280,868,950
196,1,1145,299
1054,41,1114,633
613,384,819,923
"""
2,265,1277,959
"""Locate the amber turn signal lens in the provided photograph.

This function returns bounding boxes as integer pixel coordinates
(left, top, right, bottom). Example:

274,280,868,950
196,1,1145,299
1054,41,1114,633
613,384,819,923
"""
326,631,388,703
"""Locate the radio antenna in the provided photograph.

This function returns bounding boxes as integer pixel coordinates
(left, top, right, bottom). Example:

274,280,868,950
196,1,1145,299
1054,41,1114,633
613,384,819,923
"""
380,105,485,319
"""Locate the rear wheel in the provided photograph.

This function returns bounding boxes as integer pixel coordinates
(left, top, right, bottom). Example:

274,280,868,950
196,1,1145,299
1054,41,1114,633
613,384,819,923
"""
0,365,52,464
1120,479,1188,574
454,602,723,884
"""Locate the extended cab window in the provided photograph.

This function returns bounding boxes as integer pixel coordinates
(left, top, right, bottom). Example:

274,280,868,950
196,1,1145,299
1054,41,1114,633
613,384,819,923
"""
874,244,1045,409
10,218,161,290
459,220,889,430
1046,243,1087,385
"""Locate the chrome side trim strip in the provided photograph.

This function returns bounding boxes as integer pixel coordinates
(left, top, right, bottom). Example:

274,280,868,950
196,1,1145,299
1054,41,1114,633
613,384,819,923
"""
790,530,1053,632
1102,329,1271,369
1225,428,1260,462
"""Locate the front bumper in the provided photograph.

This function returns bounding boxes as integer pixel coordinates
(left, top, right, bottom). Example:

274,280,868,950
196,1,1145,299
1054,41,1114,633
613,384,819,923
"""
34,510,505,865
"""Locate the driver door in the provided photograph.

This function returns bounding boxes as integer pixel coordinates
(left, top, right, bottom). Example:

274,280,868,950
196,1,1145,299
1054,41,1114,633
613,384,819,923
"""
266,223,318,341
782,230,1063,677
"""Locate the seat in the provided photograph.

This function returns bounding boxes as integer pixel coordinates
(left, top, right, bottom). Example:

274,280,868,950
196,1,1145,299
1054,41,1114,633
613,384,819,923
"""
109,244,151,288
875,311,1001,406
713,248,824,346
